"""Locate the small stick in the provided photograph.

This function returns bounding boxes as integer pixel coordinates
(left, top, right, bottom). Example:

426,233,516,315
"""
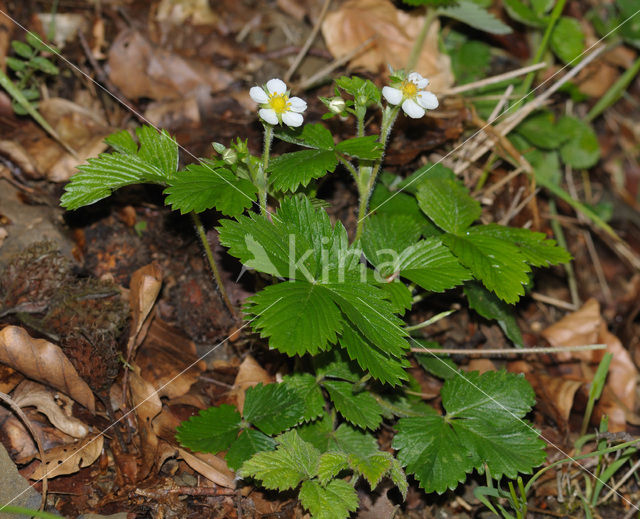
410,344,606,356
442,62,547,96
531,292,577,311
284,0,332,82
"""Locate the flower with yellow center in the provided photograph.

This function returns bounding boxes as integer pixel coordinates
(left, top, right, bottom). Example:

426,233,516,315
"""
249,78,307,127
382,72,438,119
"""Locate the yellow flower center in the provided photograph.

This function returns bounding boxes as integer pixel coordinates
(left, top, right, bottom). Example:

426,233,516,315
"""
401,81,418,98
269,94,290,114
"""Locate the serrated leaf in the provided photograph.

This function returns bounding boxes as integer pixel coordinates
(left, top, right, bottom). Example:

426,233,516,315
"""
314,350,362,383
369,184,438,237
61,153,166,210
11,40,33,58
464,282,523,347
557,116,600,169
317,452,349,485
438,1,512,34
269,149,338,192
282,373,325,422
104,130,138,154
335,136,383,160
335,76,380,104
175,404,241,453
324,380,383,430
225,429,276,471
378,280,412,314
240,430,320,490
394,370,545,493
395,238,472,292
243,383,306,435
550,17,585,64
297,412,335,451
443,233,530,303
348,451,393,488
390,458,408,498
136,126,179,178
164,162,257,216
31,56,58,75
362,213,422,267
299,479,359,519
331,423,379,458
275,123,334,149
417,177,481,234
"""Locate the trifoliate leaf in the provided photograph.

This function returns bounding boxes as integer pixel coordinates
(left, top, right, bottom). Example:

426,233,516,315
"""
240,430,320,490
299,479,359,519
348,451,394,489
550,16,585,64
175,404,241,453
225,429,276,471
362,213,422,267
417,177,481,235
443,232,530,303
282,373,325,422
269,149,338,192
243,383,306,435
464,282,523,347
394,370,545,493
557,116,600,169
395,238,472,292
324,380,383,430
136,126,179,178
469,224,571,267
438,0,512,34
164,162,257,216
317,452,349,485
335,136,383,160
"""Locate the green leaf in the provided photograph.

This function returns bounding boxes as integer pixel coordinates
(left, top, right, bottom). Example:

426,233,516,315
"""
297,412,335,451
395,238,472,292
324,380,383,430
531,0,554,15
11,40,33,59
314,350,362,383
362,213,422,268
443,232,530,303
275,123,334,149
331,424,379,458
164,162,257,216
394,371,545,493
225,429,276,471
243,383,306,435
282,373,325,422
6,56,27,72
516,111,566,150
369,184,437,236
550,17,585,64
348,450,394,487
136,126,179,178
299,479,359,519
389,458,408,499
557,116,600,169
503,0,547,27
378,280,413,314
317,452,349,485
104,129,138,154
335,76,381,105
175,404,241,453
414,341,459,380
417,177,481,234
438,0,512,34
240,430,320,490
30,56,58,75
450,40,492,85
25,32,52,52
269,149,338,192
335,136,383,160
464,282,524,347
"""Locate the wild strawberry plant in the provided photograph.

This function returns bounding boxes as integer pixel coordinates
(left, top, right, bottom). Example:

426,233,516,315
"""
61,71,571,518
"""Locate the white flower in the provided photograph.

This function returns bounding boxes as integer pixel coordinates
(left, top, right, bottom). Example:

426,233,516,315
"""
382,72,438,119
249,78,307,127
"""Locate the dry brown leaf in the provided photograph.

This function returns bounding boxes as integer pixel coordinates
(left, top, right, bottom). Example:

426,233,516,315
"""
156,0,219,25
526,373,583,428
129,370,162,478
177,448,235,488
0,326,95,413
12,380,89,438
321,0,453,91
129,262,163,339
465,359,496,374
231,355,272,414
26,434,103,480
136,318,205,399
0,364,23,393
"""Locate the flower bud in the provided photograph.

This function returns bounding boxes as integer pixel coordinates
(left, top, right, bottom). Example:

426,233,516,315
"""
328,97,346,114
222,148,238,164
212,142,226,154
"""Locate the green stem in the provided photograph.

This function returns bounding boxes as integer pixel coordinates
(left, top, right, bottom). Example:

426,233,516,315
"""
258,124,274,216
519,0,567,97
192,212,236,318
0,505,61,519
406,8,438,72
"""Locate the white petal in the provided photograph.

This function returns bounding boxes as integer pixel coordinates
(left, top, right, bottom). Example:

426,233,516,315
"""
382,86,403,105
288,96,307,113
416,91,439,110
402,99,425,119
266,78,287,95
259,108,279,125
408,72,429,89
282,111,304,127
250,86,269,104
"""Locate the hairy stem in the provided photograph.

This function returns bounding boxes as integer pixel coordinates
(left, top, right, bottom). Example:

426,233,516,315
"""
258,123,274,216
406,8,438,71
192,212,236,317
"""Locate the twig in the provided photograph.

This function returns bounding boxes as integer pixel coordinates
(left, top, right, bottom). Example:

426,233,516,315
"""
410,344,606,356
599,457,640,505
0,391,47,511
531,291,578,311
284,0,332,82
443,62,547,96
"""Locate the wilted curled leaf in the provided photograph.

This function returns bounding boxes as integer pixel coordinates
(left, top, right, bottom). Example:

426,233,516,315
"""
129,262,163,339
0,326,95,413
129,370,162,478
231,354,272,414
26,434,103,480
177,448,234,488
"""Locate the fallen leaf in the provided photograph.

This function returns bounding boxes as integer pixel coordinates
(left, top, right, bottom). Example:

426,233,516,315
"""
230,355,272,414
129,370,162,478
0,326,95,413
129,262,163,339
524,373,583,430
25,434,103,480
178,448,235,488
12,380,89,438
321,0,453,91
